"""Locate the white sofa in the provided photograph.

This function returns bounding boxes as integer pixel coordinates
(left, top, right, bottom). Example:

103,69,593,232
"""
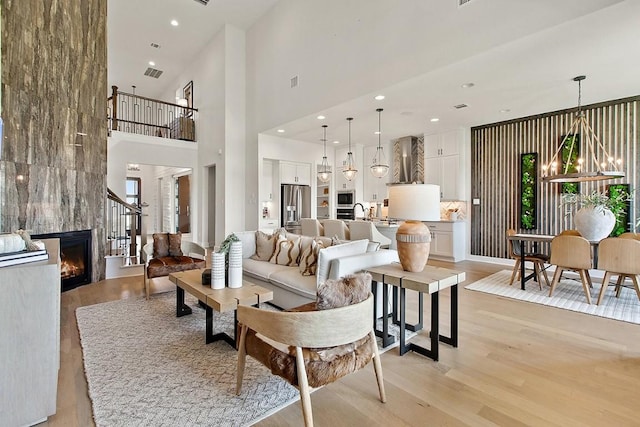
236,231,399,309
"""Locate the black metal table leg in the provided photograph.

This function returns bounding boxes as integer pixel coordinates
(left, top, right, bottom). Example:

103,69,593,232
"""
438,284,458,347
399,287,408,356
393,289,423,332
372,280,395,347
520,240,526,290
176,286,192,317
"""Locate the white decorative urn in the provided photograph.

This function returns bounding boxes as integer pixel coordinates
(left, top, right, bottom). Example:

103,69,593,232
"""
574,206,616,241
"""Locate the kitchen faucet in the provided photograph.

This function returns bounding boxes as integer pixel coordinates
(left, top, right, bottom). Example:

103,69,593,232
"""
353,203,365,219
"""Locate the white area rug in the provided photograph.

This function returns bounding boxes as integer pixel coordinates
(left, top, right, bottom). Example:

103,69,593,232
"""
77,293,298,427
465,270,640,324
76,292,411,426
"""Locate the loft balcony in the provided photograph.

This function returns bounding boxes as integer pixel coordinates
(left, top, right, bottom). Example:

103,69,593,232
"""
107,85,198,142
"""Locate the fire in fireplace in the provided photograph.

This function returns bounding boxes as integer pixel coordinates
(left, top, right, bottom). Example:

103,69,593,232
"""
32,230,92,292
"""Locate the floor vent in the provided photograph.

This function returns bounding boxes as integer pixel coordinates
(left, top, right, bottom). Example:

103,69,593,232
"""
144,67,163,79
454,103,468,109
290,75,298,88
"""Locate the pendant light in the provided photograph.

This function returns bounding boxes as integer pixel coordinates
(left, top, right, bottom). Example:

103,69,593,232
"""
370,108,389,178
541,75,624,183
317,125,332,183
342,117,358,181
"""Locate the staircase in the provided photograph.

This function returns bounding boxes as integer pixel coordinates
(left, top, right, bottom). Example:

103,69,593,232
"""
106,188,144,278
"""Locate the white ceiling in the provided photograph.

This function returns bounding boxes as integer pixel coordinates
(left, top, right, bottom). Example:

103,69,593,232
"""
108,0,640,147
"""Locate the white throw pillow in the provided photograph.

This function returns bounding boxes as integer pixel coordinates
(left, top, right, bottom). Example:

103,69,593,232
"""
316,239,369,286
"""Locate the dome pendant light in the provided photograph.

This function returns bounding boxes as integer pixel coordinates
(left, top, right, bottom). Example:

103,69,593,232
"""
342,117,358,181
370,108,389,178
317,125,332,183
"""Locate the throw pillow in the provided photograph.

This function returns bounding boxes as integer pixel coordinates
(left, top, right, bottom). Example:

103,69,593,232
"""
269,235,301,266
168,232,183,256
316,239,369,285
251,230,278,261
298,239,324,276
152,233,169,258
316,272,372,310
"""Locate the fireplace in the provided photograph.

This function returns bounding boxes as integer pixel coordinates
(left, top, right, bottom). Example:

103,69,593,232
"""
32,230,92,292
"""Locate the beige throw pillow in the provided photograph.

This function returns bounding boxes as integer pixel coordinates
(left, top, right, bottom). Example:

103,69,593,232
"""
251,230,278,261
270,235,301,266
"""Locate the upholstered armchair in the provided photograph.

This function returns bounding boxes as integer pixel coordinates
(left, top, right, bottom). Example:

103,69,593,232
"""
142,232,206,299
235,273,385,427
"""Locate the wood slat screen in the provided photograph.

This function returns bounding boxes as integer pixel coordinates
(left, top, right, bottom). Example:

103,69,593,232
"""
471,96,639,258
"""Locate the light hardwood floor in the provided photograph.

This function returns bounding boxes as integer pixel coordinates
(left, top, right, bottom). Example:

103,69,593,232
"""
44,259,640,426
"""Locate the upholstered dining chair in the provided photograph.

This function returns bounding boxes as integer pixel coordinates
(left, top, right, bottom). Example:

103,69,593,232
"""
300,218,324,237
548,234,593,303
506,229,549,289
595,237,640,304
236,274,385,427
323,219,351,240
618,232,640,241
559,229,582,236
348,220,392,248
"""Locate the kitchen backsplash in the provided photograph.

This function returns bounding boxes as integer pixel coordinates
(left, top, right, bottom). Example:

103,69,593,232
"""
440,201,467,221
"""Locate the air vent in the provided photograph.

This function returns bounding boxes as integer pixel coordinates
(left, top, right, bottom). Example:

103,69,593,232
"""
290,75,298,88
454,103,468,109
193,0,209,4
458,0,473,7
144,67,163,79
150,42,160,48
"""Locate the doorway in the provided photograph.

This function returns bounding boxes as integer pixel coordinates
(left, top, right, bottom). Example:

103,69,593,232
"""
176,175,191,233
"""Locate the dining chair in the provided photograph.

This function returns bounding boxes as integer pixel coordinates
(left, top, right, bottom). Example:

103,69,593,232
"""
559,229,582,236
595,237,640,304
348,221,392,248
549,235,593,303
300,218,324,237
323,219,350,240
618,232,640,241
506,229,549,289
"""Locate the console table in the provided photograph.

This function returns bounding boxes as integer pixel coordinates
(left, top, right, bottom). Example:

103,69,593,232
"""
366,263,465,361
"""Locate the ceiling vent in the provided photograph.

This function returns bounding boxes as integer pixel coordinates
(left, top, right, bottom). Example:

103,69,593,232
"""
458,0,473,7
144,67,163,79
150,42,160,49
193,0,209,4
454,103,468,109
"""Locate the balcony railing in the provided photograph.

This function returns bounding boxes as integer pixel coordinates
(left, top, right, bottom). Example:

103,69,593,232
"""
106,188,143,263
107,85,198,141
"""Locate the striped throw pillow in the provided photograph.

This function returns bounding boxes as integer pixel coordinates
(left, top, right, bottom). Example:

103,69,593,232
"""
299,239,324,276
269,235,301,266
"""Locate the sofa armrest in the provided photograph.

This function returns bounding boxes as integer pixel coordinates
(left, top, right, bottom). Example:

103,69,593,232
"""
181,241,206,259
328,249,399,280
142,242,153,264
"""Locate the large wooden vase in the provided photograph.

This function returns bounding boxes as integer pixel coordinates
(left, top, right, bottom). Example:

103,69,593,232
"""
396,220,431,272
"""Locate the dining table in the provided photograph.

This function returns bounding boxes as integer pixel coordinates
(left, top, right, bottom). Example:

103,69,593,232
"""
506,233,601,290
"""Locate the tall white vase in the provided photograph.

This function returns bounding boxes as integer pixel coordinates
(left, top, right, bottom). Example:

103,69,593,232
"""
228,241,243,288
574,206,616,241
211,252,225,289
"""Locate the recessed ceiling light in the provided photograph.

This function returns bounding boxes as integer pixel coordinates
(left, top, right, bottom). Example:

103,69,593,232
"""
149,61,155,66
500,109,511,113
171,19,179,26
461,83,475,88
374,95,385,100
317,115,326,120
277,129,285,133
430,118,440,122
374,131,381,135
333,140,340,144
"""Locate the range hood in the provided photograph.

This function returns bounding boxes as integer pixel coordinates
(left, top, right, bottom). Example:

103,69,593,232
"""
392,136,424,184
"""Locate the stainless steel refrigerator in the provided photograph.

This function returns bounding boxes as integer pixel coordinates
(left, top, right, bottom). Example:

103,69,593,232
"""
280,184,311,233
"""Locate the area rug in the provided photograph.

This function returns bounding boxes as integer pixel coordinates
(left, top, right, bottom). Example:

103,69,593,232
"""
465,270,640,324
76,292,412,427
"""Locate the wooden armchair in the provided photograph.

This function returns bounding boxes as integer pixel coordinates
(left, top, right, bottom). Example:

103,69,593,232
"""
142,233,206,299
596,237,640,304
236,275,385,427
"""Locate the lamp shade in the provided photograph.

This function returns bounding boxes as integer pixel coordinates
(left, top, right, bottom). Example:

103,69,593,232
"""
388,184,441,272
388,184,440,221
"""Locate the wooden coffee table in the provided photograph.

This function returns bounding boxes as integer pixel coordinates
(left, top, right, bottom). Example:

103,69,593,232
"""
168,269,273,347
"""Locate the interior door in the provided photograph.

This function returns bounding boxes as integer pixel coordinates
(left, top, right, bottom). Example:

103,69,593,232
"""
177,175,191,233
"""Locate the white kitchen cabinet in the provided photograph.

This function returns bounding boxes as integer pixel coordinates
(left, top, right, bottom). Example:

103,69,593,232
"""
424,128,465,201
362,144,390,202
424,221,465,262
280,161,311,186
261,159,275,201
259,218,279,233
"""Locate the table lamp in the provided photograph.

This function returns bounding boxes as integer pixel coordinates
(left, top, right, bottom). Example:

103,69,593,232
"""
388,184,441,272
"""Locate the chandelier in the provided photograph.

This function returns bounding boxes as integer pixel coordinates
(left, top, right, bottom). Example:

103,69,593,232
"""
342,117,358,181
541,75,624,183
317,125,332,183
370,108,389,178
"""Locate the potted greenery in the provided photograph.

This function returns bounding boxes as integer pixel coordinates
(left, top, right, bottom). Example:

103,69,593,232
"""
563,190,630,240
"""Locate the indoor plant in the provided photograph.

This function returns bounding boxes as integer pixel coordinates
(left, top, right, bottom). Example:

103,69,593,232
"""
562,191,630,240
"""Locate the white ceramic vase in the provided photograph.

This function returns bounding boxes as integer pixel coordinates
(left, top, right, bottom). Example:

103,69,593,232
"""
211,252,225,289
228,241,243,288
574,206,616,241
